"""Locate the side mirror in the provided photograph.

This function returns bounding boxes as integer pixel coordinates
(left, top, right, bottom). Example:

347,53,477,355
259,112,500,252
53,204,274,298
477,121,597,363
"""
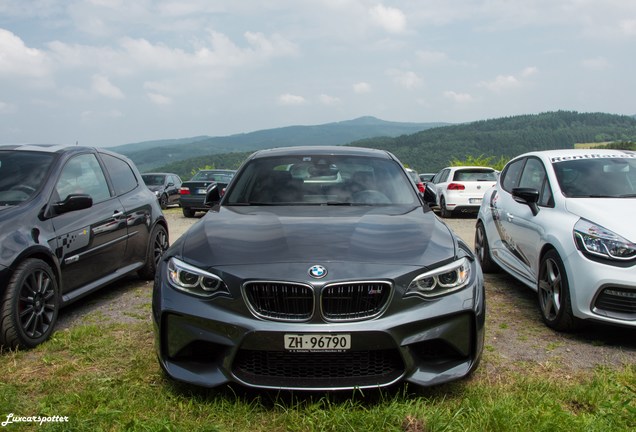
204,183,220,206
512,187,540,216
54,194,93,214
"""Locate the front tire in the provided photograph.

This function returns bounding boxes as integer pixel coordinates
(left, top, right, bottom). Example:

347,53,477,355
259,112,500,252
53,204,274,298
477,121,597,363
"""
159,194,168,210
474,222,498,273
138,224,169,280
1,259,59,349
537,249,578,331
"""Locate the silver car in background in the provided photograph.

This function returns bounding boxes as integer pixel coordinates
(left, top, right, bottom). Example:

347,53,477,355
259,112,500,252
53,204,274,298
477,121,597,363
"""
475,149,636,331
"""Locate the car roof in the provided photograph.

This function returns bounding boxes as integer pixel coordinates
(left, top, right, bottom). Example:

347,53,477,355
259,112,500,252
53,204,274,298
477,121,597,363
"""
197,169,235,172
249,146,394,160
517,148,636,162
444,166,496,171
0,144,96,153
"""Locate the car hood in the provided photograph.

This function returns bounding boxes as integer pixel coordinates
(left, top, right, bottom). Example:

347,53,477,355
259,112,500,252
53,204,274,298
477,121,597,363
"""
175,205,456,267
565,198,636,241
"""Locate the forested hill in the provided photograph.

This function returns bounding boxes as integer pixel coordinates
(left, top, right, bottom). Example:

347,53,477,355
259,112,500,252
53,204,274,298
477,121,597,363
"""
153,111,636,179
351,111,636,172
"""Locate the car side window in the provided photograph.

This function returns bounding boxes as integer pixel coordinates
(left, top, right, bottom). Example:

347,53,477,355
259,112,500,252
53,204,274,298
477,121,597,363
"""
501,158,525,193
438,169,450,183
518,158,553,207
100,153,138,196
55,154,111,203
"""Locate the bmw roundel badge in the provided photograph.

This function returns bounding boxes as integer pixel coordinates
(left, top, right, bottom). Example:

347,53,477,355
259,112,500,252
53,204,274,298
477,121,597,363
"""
308,265,327,279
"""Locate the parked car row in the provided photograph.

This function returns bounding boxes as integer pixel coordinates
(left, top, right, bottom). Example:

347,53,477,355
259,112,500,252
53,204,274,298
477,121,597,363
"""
3,143,634,394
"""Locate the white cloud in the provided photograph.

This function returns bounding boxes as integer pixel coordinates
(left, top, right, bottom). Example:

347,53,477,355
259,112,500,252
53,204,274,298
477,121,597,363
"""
619,19,636,36
81,109,123,120
480,67,537,92
244,32,298,58
353,82,372,94
0,100,16,114
387,69,422,90
444,91,473,103
368,4,407,33
481,75,519,92
582,57,610,71
278,93,306,105
319,94,341,105
147,92,172,105
521,66,538,77
0,29,50,78
91,75,125,99
416,50,448,64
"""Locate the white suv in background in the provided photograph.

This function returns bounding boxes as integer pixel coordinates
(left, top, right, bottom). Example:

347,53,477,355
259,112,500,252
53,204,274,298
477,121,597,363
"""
425,166,498,217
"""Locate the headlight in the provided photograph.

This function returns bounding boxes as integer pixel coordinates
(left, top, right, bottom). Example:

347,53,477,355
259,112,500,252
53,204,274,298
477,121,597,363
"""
167,257,229,297
406,257,472,299
154,191,160,196
574,219,636,261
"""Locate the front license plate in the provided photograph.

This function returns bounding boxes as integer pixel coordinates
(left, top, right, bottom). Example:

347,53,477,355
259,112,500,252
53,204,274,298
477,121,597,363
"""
284,334,351,351
469,198,482,204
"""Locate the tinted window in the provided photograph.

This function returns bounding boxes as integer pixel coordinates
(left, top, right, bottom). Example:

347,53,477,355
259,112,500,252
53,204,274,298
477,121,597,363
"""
453,169,497,181
101,153,138,196
0,150,54,205
501,158,526,193
518,158,553,207
55,153,111,203
142,174,166,186
191,170,235,182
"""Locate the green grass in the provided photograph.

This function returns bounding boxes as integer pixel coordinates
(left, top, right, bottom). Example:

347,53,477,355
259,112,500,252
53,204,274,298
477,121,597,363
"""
1,320,634,431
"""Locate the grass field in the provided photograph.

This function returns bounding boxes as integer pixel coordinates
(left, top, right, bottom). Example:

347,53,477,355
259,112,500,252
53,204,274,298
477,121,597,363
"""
1,311,634,431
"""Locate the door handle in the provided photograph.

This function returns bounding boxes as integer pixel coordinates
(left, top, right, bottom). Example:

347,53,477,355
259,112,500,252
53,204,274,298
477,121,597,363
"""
113,210,125,219
506,212,514,222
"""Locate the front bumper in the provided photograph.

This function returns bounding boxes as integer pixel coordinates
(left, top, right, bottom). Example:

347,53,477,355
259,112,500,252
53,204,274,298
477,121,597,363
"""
152,261,485,391
566,251,636,326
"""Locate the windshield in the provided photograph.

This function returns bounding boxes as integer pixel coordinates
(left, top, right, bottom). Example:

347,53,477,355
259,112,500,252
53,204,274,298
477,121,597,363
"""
554,157,636,198
142,174,166,186
191,170,234,183
224,154,418,205
0,150,55,206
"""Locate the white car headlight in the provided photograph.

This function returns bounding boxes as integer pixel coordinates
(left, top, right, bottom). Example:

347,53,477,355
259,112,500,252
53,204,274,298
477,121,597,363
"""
167,257,229,297
406,257,472,298
574,219,636,261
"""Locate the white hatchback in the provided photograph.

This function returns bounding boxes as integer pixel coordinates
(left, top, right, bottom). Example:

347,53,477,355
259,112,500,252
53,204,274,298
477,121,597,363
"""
475,149,636,331
426,166,497,217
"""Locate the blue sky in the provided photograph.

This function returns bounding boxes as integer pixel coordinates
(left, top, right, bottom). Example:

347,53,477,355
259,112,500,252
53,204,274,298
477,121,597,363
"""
1,0,635,147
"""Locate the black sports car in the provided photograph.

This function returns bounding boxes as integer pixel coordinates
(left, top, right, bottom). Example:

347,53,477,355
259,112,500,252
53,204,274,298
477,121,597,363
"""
152,146,484,391
0,144,168,349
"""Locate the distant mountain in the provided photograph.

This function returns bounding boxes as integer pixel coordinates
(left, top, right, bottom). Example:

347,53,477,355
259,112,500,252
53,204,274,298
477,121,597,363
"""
113,117,448,172
151,111,636,179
